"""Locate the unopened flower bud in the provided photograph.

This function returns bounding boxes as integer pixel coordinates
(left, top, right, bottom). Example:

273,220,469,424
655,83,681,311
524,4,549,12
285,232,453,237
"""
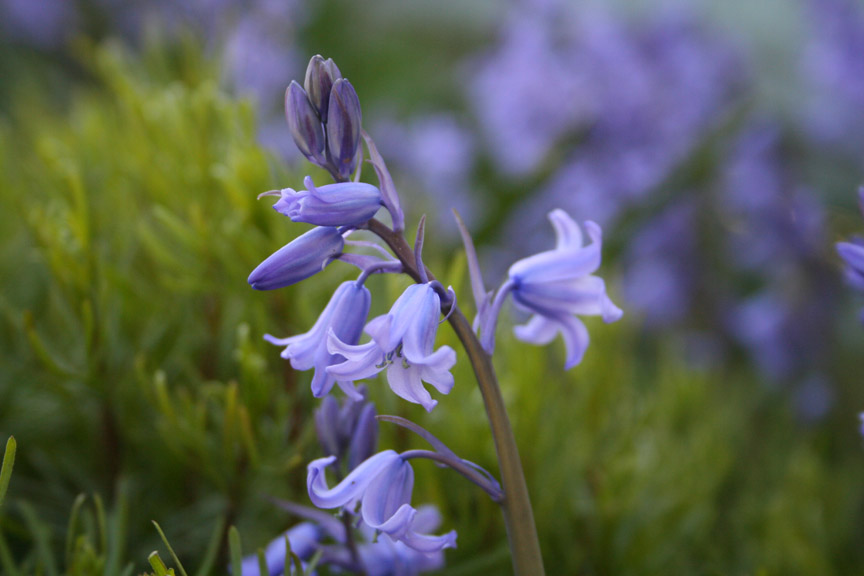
347,402,378,471
326,78,362,181
285,81,325,163
304,55,342,123
248,227,343,290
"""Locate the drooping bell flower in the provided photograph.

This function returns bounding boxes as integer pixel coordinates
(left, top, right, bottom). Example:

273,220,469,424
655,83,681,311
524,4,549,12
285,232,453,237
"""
266,175,382,227
307,450,457,553
326,283,456,412
482,209,622,368
248,227,344,291
265,281,370,398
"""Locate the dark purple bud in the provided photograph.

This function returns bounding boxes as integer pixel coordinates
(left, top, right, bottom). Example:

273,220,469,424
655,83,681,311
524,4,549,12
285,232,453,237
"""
304,55,342,123
326,79,362,181
314,395,341,457
248,227,343,290
285,81,325,163
347,402,379,471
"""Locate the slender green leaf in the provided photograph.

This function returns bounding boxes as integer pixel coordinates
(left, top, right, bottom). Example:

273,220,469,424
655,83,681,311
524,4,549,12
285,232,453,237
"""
228,526,243,576
152,521,189,576
0,436,16,509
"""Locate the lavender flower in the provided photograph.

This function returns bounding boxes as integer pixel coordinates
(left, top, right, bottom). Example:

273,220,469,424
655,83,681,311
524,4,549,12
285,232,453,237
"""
304,55,342,123
264,281,370,397
307,450,457,553
248,227,344,290
327,283,456,412
264,176,382,227
482,210,621,368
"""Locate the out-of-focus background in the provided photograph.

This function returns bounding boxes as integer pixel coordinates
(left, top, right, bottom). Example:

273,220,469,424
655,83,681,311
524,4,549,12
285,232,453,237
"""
1,0,863,574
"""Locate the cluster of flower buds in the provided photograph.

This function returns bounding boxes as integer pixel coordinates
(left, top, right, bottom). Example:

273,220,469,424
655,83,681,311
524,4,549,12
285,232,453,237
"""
286,55,362,182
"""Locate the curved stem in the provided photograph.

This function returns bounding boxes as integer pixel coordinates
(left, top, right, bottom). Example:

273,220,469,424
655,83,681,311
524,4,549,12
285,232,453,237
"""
366,219,545,576
400,449,504,502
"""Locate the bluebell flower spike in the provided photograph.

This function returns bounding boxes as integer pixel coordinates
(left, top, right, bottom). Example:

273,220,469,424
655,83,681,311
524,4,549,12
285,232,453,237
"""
264,280,370,398
248,226,345,291
326,78,362,181
304,55,342,123
285,81,325,165
266,176,382,227
326,283,457,412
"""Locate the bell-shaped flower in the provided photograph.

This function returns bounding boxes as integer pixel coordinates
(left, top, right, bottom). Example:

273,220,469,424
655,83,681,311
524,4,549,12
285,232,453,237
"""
505,209,622,368
248,226,344,291
265,281,370,398
307,450,457,554
326,283,456,412
269,176,382,227
355,507,448,576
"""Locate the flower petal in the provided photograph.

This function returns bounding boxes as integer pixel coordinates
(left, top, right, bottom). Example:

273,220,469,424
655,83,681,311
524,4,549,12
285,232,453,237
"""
386,364,437,412
307,451,399,510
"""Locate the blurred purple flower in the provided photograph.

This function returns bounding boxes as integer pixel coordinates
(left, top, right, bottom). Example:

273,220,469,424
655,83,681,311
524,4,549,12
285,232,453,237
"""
238,522,322,576
802,0,864,152
0,0,74,48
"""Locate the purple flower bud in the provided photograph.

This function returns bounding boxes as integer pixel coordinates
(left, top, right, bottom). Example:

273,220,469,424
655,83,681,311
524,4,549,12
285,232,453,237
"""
248,227,344,291
269,176,382,227
326,78,362,180
285,81,326,164
304,55,342,123
265,281,370,397
312,388,379,470
489,209,622,368
307,450,457,553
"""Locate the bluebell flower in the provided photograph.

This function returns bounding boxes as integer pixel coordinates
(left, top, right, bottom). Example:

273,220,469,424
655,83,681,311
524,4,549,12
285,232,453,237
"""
485,209,621,367
351,507,447,576
265,176,382,227
307,450,457,553
264,281,370,398
238,522,322,576
326,283,456,412
248,227,344,290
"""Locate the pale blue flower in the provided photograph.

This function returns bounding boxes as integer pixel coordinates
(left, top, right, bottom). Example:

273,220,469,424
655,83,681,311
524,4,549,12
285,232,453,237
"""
266,176,382,227
264,281,370,398
484,209,621,368
307,450,457,553
326,283,456,412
